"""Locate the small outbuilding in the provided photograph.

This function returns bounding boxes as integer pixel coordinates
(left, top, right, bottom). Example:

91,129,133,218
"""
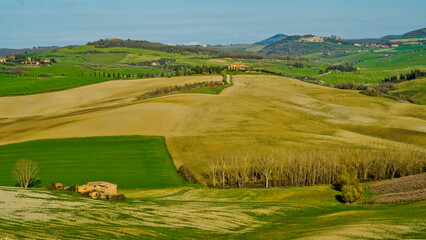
55,183,64,190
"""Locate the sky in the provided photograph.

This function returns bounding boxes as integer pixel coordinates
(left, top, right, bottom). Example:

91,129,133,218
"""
0,0,425,48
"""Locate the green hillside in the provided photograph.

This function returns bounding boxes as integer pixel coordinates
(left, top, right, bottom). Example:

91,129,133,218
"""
402,27,426,37
0,136,184,189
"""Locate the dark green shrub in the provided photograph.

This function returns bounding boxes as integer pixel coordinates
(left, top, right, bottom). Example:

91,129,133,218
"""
341,185,362,203
334,172,352,191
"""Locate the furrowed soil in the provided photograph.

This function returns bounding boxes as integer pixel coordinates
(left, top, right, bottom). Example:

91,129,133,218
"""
369,173,426,203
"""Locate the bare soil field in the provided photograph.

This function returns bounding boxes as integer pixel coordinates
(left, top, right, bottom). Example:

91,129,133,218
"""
369,173,426,203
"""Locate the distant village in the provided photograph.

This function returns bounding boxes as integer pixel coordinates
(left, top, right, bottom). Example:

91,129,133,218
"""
353,43,399,48
0,54,55,65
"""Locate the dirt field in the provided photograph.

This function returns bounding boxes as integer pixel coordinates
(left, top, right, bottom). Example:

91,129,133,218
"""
369,173,426,203
0,75,425,173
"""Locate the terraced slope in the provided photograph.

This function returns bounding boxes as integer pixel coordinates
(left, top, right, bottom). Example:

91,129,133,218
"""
0,75,425,175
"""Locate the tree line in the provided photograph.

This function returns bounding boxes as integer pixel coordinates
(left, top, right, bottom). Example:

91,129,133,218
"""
136,79,229,101
204,145,425,188
325,65,357,72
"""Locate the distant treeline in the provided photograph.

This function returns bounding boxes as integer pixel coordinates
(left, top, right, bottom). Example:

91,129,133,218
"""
382,69,426,83
136,80,228,101
325,65,357,72
87,39,267,59
203,146,425,188
0,64,226,80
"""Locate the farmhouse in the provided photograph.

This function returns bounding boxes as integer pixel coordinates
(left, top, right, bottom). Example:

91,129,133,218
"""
77,181,118,195
40,59,51,64
0,58,6,63
55,183,63,190
229,62,250,71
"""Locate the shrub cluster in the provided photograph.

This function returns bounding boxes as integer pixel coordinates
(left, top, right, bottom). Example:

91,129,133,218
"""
136,80,228,100
334,172,363,203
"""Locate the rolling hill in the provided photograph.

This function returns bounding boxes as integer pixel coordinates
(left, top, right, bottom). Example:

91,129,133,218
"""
0,74,424,179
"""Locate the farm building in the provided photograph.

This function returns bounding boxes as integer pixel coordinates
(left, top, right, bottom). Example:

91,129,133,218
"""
0,58,6,63
228,62,250,71
55,183,63,190
77,181,117,195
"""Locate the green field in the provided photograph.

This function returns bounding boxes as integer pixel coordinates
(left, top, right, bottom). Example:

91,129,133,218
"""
0,63,161,96
0,136,184,189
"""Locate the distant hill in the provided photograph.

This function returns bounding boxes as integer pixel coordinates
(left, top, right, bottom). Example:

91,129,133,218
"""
87,38,266,59
259,35,349,56
402,28,426,37
255,34,288,45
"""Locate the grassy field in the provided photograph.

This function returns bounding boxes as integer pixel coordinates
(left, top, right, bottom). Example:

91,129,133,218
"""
0,184,424,239
0,63,161,96
0,45,230,96
0,136,184,189
393,78,426,104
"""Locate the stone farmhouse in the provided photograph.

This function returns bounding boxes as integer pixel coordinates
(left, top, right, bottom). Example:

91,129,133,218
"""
77,181,118,195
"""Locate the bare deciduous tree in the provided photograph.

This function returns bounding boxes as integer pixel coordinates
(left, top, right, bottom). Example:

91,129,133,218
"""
257,153,277,188
13,159,39,188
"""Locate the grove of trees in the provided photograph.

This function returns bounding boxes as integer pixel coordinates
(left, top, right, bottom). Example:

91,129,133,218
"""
205,145,425,188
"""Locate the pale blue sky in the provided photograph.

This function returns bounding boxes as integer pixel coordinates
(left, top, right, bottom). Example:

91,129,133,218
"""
1,0,425,48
